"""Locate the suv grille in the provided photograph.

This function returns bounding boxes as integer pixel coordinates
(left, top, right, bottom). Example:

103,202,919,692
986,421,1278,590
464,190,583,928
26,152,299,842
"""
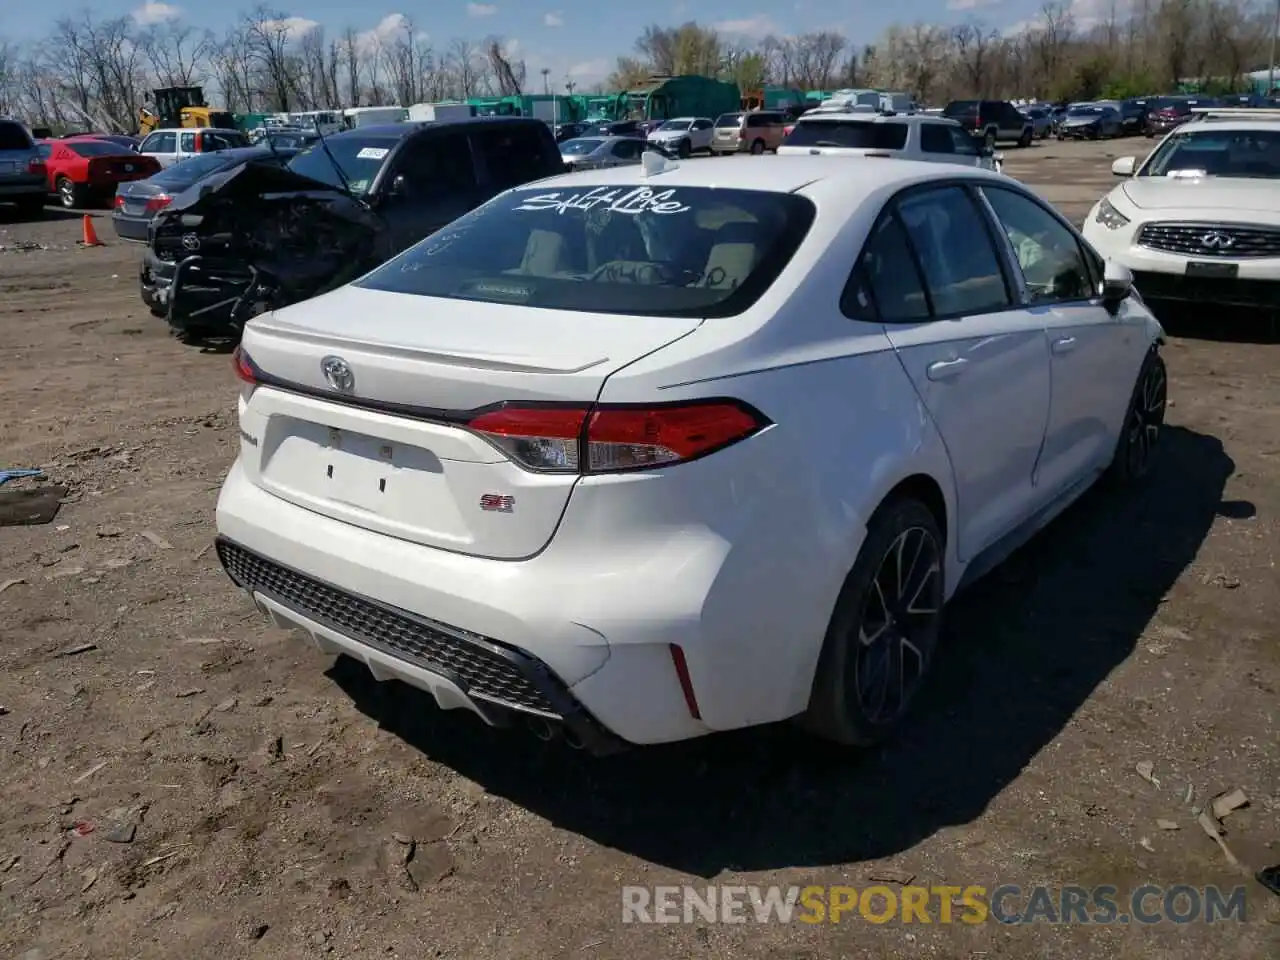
217,540,561,716
1137,222,1280,258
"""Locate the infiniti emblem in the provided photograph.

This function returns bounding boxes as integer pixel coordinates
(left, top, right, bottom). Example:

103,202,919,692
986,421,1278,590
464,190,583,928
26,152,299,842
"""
320,355,355,393
1199,231,1235,250
181,233,200,250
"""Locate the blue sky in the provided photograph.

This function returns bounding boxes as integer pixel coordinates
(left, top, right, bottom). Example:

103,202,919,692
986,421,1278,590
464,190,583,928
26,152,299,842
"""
1,1,1088,85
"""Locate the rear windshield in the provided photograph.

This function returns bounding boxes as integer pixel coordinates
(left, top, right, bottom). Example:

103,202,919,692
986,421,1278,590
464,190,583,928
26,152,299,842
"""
157,151,257,185
715,113,744,127
67,140,131,157
202,131,249,150
786,120,908,149
0,122,33,151
357,185,816,319
286,137,398,193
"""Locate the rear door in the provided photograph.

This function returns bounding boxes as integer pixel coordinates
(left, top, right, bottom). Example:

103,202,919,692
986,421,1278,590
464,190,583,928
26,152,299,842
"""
141,131,178,167
871,183,1052,561
468,123,562,193
0,121,41,189
178,131,198,163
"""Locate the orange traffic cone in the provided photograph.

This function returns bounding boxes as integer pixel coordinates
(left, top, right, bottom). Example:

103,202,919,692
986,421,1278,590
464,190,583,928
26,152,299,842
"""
79,214,103,247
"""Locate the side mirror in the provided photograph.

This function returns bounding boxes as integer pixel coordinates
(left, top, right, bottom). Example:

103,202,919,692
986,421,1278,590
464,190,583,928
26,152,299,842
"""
1111,156,1137,177
388,173,408,197
1101,259,1133,305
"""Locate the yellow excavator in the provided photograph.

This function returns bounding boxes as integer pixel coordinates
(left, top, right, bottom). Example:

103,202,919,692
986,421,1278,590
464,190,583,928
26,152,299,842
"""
138,86,237,134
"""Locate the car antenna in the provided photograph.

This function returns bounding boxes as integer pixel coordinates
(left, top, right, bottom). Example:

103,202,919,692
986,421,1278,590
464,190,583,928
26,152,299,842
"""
310,118,354,197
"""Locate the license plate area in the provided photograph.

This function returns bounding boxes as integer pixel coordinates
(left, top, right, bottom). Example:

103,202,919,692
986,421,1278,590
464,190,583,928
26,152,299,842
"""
1186,260,1238,279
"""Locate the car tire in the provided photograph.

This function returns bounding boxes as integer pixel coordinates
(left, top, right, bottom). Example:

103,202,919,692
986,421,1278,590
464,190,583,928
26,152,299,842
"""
750,138,765,155
801,495,946,747
1018,127,1033,148
1105,348,1167,486
677,138,691,159
56,177,84,210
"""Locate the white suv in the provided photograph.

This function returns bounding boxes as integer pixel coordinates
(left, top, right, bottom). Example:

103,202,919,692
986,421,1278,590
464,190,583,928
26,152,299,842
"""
217,155,1165,753
647,117,714,158
778,112,1004,173
1083,107,1280,309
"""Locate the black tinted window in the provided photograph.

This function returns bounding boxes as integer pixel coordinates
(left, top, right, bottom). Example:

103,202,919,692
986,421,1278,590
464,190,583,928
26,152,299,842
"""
943,101,978,117
897,186,1009,316
201,131,248,151
919,124,954,153
786,120,907,149
0,122,33,151
358,185,816,319
845,214,930,322
392,132,476,196
470,125,557,189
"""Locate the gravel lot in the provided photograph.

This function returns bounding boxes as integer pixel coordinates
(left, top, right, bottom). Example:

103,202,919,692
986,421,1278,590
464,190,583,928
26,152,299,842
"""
1,137,1277,959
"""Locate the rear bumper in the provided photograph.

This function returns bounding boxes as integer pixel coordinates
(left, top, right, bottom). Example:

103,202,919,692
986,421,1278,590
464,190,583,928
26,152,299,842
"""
217,536,627,754
0,179,45,199
214,462,738,746
113,214,151,243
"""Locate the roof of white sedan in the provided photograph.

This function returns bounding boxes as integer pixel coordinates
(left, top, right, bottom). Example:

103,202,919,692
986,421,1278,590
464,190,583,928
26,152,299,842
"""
796,113,960,125
529,154,1006,196
1179,108,1280,133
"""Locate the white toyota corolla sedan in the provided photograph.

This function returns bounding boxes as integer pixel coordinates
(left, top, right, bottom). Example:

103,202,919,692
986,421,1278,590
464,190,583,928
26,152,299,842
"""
216,154,1167,753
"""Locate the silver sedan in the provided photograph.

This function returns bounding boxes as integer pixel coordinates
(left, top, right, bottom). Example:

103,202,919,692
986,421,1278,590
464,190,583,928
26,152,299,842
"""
559,136,656,171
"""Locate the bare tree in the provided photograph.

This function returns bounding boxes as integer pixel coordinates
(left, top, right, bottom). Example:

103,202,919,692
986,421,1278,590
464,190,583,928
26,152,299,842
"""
141,21,211,87
791,31,847,90
486,39,525,96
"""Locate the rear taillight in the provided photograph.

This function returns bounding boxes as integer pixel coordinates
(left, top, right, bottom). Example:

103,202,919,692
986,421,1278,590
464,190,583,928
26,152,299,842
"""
27,159,45,175
114,194,125,209
232,346,259,384
467,400,768,474
144,194,171,213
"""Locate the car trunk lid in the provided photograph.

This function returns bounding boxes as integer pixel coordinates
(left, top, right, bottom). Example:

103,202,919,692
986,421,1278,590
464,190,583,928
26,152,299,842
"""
236,285,702,559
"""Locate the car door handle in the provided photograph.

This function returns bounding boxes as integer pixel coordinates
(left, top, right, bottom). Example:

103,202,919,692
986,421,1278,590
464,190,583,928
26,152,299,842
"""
1051,336,1077,355
926,358,968,381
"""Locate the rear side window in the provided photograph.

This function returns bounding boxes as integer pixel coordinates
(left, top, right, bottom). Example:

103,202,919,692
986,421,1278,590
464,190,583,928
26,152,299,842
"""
943,101,978,117
201,131,247,151
357,185,817,319
0,122,34,151
843,215,930,322
787,120,908,150
470,125,558,189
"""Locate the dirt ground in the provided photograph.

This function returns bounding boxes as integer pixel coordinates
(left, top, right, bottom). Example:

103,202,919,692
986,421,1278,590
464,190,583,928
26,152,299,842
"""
0,139,1277,960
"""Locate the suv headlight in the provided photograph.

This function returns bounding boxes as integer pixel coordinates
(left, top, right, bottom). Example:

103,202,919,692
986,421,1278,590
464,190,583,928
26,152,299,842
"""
1094,197,1130,230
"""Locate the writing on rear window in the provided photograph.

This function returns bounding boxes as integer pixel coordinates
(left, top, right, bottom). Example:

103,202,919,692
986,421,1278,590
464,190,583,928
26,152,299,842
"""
514,186,691,215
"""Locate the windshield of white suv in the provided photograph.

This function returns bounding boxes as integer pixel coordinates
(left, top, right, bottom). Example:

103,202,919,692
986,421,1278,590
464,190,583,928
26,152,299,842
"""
658,120,691,131
356,185,817,318
785,120,908,149
1141,129,1280,179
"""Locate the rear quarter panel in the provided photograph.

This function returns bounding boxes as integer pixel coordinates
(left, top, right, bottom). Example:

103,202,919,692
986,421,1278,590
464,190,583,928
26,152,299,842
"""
585,191,959,729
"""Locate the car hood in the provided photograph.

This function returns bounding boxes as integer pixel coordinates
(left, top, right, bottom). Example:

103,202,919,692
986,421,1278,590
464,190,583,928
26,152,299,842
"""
1120,177,1280,214
164,158,348,214
648,129,689,139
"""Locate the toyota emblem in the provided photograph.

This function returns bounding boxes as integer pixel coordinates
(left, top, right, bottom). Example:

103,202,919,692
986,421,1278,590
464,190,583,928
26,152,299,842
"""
320,355,355,393
1199,231,1234,250
181,233,200,251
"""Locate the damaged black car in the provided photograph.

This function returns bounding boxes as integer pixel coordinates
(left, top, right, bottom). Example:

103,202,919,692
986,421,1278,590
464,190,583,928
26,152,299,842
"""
143,117,565,339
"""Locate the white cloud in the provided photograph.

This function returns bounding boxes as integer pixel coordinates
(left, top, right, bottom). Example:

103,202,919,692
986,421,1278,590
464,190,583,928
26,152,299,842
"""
543,11,564,27
947,0,1002,9
262,16,321,39
357,13,425,52
131,2,181,24
712,14,779,39
567,58,609,82
467,3,497,16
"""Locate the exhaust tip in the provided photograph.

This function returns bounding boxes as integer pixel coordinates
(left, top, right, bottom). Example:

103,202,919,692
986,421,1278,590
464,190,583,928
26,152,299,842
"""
527,717,555,741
